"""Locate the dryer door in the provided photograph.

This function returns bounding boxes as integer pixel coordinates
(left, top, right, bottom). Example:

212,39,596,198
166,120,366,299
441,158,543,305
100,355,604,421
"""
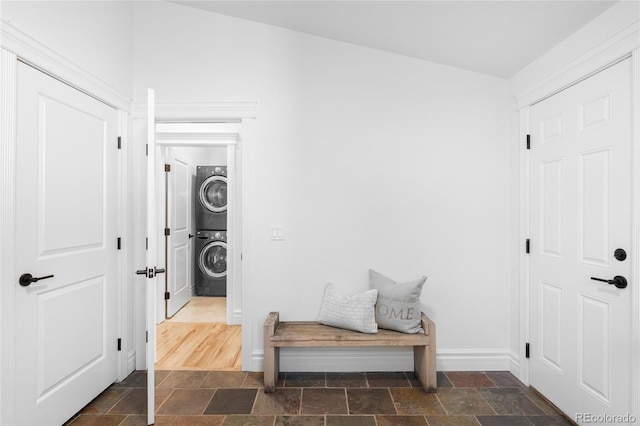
199,175,227,213
199,241,227,278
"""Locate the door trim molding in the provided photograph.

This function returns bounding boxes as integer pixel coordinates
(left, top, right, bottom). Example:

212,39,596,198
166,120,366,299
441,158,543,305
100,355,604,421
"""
133,101,256,370
630,48,640,423
515,21,639,108
0,19,131,111
0,47,18,426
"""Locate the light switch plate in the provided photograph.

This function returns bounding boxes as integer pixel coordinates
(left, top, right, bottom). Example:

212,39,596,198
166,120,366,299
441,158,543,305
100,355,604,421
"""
270,225,285,241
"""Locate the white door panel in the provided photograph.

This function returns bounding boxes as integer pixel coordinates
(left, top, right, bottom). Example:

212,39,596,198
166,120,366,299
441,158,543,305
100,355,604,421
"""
167,151,191,317
529,58,632,422
15,62,118,425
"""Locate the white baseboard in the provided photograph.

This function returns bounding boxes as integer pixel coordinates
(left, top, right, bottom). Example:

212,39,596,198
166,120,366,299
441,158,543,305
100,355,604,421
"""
249,347,514,373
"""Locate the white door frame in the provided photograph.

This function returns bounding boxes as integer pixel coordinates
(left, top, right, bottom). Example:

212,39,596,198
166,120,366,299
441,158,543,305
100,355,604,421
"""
0,47,130,426
132,102,256,371
516,35,640,423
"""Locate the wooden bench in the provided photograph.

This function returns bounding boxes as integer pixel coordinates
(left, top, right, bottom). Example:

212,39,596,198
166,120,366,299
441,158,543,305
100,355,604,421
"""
263,311,437,393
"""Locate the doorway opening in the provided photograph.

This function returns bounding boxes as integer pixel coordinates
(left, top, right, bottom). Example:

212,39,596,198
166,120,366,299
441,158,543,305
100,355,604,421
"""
154,123,242,371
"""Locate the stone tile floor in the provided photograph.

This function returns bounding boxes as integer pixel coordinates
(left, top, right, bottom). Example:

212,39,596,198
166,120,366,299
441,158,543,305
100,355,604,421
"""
65,371,575,425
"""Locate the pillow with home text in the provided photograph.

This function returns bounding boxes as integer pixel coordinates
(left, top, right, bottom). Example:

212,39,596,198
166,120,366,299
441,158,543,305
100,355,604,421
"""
369,269,426,334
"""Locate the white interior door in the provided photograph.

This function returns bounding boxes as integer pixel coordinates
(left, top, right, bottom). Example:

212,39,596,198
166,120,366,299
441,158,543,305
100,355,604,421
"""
15,61,119,424
166,148,192,317
529,58,633,422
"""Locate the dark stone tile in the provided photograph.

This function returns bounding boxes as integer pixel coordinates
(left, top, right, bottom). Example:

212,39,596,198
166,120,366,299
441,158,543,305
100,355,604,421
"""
66,414,128,425
326,415,377,426
243,372,265,388
435,388,494,415
437,372,454,388
347,388,396,414
115,371,147,388
301,388,347,414
156,388,216,415
390,388,446,415
478,388,544,415
485,372,524,387
326,372,367,387
275,415,325,426
157,370,209,388
426,415,481,426
366,372,411,387
118,415,149,426
223,415,275,425
155,387,174,409
81,387,131,414
205,388,258,415
526,415,575,425
109,388,147,414
201,371,247,388
252,388,302,415
376,414,429,425
476,415,533,425
527,416,576,426
155,370,171,386
285,372,325,388
445,372,496,388
521,387,564,415
407,373,423,388
170,415,226,425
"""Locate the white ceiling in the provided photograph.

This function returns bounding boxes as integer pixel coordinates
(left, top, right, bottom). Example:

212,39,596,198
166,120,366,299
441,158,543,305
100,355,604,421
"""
172,0,617,78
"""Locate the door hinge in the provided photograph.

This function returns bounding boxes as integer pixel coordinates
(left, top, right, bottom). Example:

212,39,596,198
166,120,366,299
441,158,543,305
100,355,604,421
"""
165,164,171,172
526,134,531,150
146,237,148,250
117,136,122,149
146,331,148,343
526,239,530,254
165,291,170,300
146,144,148,156
117,338,122,351
117,237,122,250
165,228,170,236
525,343,530,358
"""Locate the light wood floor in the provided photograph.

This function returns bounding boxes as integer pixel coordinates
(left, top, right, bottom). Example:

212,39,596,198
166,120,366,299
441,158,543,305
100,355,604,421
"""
156,297,241,371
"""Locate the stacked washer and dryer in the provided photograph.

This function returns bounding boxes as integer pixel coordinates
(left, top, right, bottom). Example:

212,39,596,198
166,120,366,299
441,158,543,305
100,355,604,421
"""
194,166,228,297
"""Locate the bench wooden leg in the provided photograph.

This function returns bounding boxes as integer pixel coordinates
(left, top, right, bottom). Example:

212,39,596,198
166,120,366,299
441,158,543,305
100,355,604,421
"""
264,344,279,393
414,345,436,392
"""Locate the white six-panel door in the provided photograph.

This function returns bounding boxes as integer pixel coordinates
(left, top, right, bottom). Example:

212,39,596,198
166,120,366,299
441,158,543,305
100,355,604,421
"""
529,58,632,422
15,62,119,424
167,148,192,317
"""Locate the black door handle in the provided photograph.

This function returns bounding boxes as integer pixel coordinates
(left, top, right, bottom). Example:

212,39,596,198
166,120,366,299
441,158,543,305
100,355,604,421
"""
19,273,54,287
135,267,165,278
189,234,194,239
591,276,627,289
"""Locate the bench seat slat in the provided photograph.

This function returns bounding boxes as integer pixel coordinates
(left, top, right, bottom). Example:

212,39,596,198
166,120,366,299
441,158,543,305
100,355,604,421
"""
272,322,429,347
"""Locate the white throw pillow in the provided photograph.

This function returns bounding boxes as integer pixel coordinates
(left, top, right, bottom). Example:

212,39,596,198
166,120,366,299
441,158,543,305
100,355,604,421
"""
369,269,426,334
317,283,379,334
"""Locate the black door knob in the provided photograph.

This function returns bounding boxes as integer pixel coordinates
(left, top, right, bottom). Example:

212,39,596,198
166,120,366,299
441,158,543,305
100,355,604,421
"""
614,248,627,261
590,276,627,289
19,273,54,287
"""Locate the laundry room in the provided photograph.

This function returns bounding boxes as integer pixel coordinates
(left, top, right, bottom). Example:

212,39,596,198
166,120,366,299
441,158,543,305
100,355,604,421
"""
154,142,242,370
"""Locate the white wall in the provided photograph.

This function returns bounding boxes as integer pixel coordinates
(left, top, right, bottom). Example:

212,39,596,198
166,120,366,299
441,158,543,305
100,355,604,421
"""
1,1,134,98
134,1,511,371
